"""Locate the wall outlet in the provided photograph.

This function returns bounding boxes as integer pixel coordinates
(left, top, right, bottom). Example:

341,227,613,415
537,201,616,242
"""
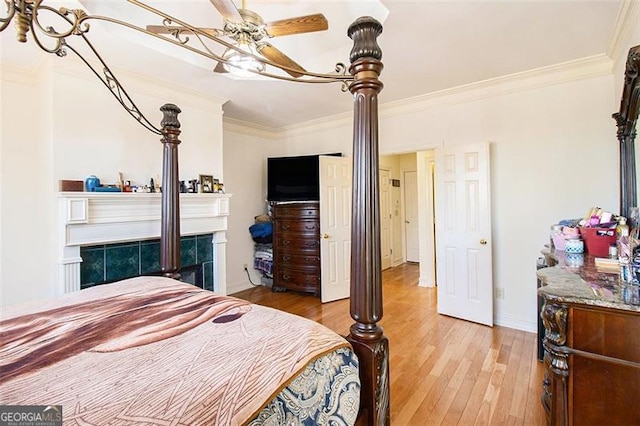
243,263,248,270
495,287,505,299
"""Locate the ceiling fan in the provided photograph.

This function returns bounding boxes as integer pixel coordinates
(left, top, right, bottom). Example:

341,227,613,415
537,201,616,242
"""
146,0,329,78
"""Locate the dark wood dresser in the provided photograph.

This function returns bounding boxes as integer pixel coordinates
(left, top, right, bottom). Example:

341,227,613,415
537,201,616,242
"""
272,202,321,295
537,249,640,425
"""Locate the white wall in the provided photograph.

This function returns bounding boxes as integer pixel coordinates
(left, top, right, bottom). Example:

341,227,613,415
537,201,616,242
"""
1,57,226,307
50,66,225,186
225,71,617,332
222,129,278,294
1,61,55,307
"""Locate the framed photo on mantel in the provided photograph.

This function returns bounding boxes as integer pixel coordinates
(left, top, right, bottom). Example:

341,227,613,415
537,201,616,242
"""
199,174,214,193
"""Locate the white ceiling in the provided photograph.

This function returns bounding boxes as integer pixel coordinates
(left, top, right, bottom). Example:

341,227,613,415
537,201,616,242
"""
1,1,625,129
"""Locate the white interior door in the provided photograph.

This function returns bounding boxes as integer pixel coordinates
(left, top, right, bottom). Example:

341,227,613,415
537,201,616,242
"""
435,142,493,326
319,156,352,303
380,169,392,270
404,171,420,262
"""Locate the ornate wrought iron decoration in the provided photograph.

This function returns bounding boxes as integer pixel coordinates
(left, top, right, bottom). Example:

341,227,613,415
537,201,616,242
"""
1,0,354,132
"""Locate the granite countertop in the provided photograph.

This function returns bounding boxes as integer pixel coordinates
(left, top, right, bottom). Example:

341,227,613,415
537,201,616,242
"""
537,248,640,312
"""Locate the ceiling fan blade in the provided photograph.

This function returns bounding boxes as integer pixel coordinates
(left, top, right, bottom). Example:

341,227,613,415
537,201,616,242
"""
146,25,179,34
209,0,243,23
265,13,328,37
213,61,228,74
258,43,306,78
146,25,221,37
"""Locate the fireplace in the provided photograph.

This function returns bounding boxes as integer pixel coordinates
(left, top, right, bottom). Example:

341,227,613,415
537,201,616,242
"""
79,234,215,290
58,192,231,295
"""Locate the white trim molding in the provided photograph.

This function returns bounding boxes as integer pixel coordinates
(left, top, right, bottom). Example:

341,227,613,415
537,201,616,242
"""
57,192,232,295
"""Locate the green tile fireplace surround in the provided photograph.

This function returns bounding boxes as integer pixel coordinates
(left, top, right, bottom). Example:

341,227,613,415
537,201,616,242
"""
80,233,215,290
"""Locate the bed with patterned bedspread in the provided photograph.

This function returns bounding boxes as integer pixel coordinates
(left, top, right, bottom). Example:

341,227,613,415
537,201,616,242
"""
0,277,360,425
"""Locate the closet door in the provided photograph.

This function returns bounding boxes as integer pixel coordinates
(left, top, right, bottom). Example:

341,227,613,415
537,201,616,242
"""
435,142,493,326
319,156,352,303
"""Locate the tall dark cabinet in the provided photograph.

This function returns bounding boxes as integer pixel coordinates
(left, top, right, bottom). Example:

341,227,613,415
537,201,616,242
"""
272,202,321,295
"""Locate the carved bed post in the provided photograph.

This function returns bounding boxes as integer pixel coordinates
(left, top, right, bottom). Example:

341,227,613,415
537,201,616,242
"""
613,45,640,218
345,17,389,426
159,104,182,279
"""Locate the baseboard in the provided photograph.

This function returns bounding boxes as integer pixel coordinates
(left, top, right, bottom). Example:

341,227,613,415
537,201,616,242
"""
418,277,435,287
225,280,256,296
493,313,537,333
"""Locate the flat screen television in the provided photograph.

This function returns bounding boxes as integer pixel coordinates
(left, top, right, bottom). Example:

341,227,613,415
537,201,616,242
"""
267,153,341,202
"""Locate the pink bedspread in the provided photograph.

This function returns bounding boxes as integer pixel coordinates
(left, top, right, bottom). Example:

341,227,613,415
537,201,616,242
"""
0,277,350,425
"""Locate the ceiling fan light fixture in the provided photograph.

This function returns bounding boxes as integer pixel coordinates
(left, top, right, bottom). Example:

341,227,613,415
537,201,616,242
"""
222,39,265,78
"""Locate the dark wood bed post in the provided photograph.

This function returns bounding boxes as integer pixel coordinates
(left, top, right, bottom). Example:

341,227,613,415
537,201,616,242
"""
613,45,640,219
159,103,182,279
345,17,389,426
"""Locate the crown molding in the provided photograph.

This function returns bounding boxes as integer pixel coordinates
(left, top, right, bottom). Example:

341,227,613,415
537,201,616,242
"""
224,54,614,139
0,55,49,85
3,54,228,112
607,0,640,64
222,117,281,139
380,54,613,121
223,109,354,139
5,41,618,141
116,67,228,111
282,111,352,137
55,57,228,111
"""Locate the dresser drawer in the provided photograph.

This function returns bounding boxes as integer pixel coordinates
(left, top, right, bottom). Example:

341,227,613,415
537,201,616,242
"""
274,237,320,251
273,203,319,219
275,220,320,234
274,267,320,291
275,252,320,269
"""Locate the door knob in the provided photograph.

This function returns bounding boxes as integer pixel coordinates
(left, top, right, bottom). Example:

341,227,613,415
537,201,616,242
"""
405,220,410,224
480,239,487,245
322,233,330,239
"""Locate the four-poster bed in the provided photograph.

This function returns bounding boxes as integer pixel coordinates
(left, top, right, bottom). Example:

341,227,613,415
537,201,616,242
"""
0,1,389,425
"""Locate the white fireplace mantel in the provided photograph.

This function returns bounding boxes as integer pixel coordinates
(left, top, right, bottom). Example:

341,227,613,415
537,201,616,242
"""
57,192,232,295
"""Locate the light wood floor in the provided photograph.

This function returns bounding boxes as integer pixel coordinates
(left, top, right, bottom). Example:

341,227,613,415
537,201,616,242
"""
232,263,546,425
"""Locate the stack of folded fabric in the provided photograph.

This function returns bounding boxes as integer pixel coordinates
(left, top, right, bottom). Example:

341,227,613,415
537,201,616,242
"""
254,244,273,276
250,214,274,277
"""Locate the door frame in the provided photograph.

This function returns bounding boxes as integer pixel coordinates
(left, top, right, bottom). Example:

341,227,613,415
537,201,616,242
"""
417,150,436,288
403,170,420,263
